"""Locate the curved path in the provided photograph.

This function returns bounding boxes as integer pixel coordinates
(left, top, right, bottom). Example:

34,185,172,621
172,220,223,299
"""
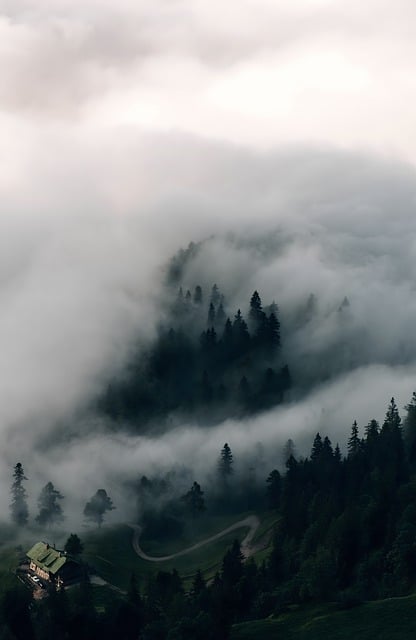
128,515,260,563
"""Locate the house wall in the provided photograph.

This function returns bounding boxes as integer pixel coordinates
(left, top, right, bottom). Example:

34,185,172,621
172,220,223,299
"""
29,561,50,581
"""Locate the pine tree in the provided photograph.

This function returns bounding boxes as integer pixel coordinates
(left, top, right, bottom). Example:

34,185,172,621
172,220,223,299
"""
282,439,296,464
193,285,203,305
334,443,342,463
404,392,416,467
347,420,361,457
64,533,83,556
181,481,206,518
10,462,29,527
216,303,226,328
249,291,262,326
267,312,281,351
36,482,64,527
365,419,380,442
218,443,234,478
383,397,401,432
310,433,323,462
207,302,216,327
211,284,220,306
266,470,281,509
233,310,250,352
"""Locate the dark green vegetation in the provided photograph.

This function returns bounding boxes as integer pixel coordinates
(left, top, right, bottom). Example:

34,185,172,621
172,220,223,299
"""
99,283,291,428
8,461,115,530
231,595,416,640
3,392,416,638
83,518,254,591
10,463,28,527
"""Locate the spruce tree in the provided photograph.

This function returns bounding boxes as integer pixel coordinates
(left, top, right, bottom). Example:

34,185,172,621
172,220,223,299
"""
36,482,64,527
310,433,323,462
218,443,234,478
193,285,203,305
10,462,29,527
181,481,206,518
64,534,83,556
347,420,360,457
404,392,416,467
207,303,216,327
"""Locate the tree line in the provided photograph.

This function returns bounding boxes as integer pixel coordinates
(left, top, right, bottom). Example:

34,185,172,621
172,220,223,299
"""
6,393,416,639
10,464,114,529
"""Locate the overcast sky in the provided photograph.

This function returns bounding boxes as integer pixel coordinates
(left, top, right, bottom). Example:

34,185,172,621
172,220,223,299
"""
2,1,416,522
2,0,416,157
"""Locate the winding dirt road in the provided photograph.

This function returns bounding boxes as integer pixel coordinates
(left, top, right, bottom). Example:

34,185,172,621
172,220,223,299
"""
128,515,260,563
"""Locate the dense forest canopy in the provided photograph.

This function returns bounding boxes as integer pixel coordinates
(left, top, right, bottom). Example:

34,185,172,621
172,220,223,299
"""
99,277,291,429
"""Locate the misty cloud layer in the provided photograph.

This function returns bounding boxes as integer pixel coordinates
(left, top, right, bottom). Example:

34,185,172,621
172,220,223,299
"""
2,1,416,527
1,141,416,525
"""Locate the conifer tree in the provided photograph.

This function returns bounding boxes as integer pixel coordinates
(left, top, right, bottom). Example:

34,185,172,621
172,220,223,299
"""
282,439,296,464
10,462,29,527
218,443,234,478
310,433,323,462
249,291,262,325
216,302,226,328
207,302,216,327
193,285,203,305
334,443,342,463
347,420,361,457
36,482,64,527
266,469,281,509
211,284,220,306
267,312,281,351
181,481,206,518
404,392,416,467
64,534,83,556
383,397,401,432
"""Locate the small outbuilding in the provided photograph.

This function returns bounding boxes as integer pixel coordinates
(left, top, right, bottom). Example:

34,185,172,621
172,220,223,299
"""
26,541,84,588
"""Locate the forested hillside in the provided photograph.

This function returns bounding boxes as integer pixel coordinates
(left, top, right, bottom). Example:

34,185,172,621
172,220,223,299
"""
99,282,291,427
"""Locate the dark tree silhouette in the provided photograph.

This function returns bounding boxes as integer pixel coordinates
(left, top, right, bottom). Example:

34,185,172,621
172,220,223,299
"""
266,469,281,509
207,302,216,327
218,443,234,479
181,481,206,518
10,462,29,527
347,420,360,457
193,285,203,305
83,489,115,527
36,481,64,527
64,533,84,556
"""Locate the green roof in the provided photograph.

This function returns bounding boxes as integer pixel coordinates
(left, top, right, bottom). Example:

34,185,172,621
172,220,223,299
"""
27,542,67,574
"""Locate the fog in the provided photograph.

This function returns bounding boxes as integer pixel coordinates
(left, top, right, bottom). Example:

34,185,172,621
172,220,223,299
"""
1,141,416,526
2,1,416,528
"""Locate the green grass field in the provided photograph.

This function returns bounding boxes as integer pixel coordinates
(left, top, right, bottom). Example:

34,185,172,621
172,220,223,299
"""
83,510,279,592
231,595,416,639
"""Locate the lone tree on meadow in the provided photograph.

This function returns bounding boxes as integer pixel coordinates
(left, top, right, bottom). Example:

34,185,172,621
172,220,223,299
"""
10,462,29,527
83,489,115,527
36,482,64,527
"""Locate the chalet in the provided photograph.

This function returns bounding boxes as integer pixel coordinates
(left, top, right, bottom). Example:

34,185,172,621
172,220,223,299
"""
26,541,84,588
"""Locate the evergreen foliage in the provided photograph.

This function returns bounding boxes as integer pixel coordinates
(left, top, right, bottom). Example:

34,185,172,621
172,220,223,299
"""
181,481,206,518
64,533,84,556
99,285,289,427
10,462,28,527
218,443,233,479
4,393,416,638
35,482,64,527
